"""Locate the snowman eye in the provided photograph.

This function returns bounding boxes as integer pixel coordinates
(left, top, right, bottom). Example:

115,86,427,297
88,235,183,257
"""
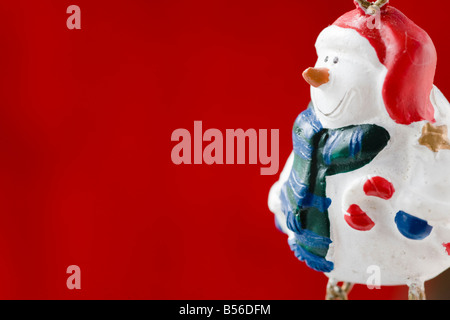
333,57,339,64
324,56,329,63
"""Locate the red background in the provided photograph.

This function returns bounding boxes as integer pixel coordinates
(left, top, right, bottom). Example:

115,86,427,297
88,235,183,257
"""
0,0,448,299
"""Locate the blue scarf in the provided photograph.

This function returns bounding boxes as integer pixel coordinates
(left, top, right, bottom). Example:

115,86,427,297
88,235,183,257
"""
280,103,390,273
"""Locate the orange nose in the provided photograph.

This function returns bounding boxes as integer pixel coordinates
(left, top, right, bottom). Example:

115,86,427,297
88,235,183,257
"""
302,67,330,88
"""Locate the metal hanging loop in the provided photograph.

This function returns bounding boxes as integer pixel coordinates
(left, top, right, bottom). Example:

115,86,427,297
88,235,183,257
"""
356,0,389,15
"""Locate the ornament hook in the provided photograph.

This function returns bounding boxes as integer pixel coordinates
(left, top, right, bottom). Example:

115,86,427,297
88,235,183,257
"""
356,0,389,14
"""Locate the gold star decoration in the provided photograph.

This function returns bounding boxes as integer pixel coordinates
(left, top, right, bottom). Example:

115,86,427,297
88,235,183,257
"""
418,123,450,152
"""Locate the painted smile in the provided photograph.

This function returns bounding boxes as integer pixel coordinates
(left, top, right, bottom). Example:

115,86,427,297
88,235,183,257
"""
316,89,352,117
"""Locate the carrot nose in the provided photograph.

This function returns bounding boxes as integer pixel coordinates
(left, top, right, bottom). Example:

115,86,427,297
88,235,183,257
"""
302,67,330,88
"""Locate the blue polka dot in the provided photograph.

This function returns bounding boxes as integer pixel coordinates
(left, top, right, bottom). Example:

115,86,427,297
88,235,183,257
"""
395,211,433,240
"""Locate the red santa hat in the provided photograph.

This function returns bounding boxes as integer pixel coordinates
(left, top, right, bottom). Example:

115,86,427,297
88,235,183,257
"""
333,1,437,125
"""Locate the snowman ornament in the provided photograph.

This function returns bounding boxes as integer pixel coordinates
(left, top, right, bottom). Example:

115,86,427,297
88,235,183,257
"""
268,0,450,300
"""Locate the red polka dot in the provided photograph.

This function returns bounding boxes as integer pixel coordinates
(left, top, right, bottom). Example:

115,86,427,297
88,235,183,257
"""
345,204,375,231
364,176,395,200
443,243,450,256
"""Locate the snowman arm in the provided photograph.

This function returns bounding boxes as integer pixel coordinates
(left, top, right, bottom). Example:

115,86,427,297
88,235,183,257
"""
268,152,294,235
